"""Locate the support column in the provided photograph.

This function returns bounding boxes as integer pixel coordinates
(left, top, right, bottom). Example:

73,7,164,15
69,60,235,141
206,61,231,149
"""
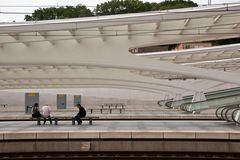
192,91,206,102
191,91,207,113
171,93,182,109
164,95,170,100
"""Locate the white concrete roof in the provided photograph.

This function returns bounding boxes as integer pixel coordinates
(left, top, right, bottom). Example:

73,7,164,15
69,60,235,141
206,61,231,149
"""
0,4,240,98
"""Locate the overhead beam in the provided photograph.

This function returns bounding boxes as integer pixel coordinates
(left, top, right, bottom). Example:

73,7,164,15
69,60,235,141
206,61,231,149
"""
127,24,132,40
2,50,240,85
69,29,81,43
213,15,222,24
98,27,106,42
205,15,222,32
154,21,161,37
7,33,31,46
179,19,191,35
184,18,191,27
38,31,48,39
8,33,19,40
22,42,30,47
0,78,177,94
69,30,76,36
48,40,56,45
232,23,239,29
205,26,211,32
38,31,55,45
0,4,239,35
0,83,166,94
0,67,194,92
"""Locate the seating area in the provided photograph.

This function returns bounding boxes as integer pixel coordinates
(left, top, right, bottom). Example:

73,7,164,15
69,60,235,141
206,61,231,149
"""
35,116,99,125
0,104,7,108
99,103,126,109
88,103,126,114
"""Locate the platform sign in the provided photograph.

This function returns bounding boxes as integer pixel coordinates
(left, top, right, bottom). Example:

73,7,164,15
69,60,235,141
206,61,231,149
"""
57,94,67,109
74,95,81,106
25,92,39,113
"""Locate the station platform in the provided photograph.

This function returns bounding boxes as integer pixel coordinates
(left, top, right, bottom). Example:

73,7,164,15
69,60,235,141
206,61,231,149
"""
0,120,239,140
0,106,239,157
0,120,240,155
0,106,237,141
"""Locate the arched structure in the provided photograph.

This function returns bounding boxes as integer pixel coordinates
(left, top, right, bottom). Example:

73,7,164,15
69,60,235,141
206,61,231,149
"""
0,4,240,98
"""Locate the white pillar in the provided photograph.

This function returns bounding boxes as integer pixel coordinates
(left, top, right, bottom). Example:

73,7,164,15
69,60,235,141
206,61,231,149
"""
164,95,170,100
171,93,182,109
208,0,211,5
192,91,206,102
191,91,207,114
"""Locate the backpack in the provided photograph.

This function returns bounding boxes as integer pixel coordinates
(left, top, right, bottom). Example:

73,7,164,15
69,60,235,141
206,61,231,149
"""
78,106,86,117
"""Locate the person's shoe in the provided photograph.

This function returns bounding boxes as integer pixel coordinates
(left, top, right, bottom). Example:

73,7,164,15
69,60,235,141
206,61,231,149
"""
78,122,82,125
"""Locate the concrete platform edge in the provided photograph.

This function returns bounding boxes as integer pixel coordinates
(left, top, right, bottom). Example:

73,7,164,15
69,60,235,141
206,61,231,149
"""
0,131,240,141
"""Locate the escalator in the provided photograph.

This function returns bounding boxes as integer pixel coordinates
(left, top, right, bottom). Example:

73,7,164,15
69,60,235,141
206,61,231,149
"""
158,87,240,109
180,93,240,113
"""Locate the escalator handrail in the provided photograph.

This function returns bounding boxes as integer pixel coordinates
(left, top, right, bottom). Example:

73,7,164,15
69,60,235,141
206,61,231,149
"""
180,93,240,111
157,87,240,108
232,108,240,125
215,106,226,119
224,106,240,122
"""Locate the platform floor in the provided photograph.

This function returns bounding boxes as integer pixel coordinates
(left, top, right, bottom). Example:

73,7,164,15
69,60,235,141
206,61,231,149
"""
0,107,238,141
0,120,239,140
0,120,239,132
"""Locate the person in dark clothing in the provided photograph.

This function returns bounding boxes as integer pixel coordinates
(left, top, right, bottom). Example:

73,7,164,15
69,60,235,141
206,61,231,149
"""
32,103,42,118
74,104,86,125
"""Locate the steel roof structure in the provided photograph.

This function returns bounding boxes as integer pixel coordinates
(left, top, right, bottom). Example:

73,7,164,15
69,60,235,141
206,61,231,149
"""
0,4,240,98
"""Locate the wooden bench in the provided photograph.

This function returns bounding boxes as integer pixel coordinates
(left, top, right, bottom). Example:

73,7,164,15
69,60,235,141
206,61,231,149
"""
36,116,99,125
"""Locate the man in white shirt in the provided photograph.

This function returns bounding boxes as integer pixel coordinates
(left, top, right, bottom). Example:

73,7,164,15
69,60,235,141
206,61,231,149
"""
41,105,52,124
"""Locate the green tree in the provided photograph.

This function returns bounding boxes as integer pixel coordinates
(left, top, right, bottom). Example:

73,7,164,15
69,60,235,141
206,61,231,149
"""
25,5,93,21
95,0,198,16
95,0,145,16
25,0,198,21
156,0,198,10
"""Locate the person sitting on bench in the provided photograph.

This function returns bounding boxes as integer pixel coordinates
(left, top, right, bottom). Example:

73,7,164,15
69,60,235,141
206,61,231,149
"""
41,105,52,125
32,103,41,118
74,104,86,125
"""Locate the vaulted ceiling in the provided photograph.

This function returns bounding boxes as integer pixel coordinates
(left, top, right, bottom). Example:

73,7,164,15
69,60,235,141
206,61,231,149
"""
0,4,240,98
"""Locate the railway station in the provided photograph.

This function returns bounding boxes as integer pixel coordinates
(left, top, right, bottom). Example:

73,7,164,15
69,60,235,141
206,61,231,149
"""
0,2,240,159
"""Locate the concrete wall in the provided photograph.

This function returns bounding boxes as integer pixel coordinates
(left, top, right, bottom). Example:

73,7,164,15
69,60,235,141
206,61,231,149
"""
0,91,158,109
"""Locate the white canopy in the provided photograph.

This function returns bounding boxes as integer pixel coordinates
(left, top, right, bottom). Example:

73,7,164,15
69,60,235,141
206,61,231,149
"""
0,4,240,98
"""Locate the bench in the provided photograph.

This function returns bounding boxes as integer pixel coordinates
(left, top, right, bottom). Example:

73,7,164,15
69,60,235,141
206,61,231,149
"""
88,108,124,114
35,116,99,125
99,103,126,109
1,104,7,108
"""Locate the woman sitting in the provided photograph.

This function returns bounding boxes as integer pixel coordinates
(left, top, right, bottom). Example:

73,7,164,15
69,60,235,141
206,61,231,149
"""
32,103,41,118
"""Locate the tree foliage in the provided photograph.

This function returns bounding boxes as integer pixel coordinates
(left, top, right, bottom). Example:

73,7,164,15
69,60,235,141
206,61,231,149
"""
95,0,147,15
25,5,93,21
25,0,198,21
156,0,198,10
95,0,198,16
